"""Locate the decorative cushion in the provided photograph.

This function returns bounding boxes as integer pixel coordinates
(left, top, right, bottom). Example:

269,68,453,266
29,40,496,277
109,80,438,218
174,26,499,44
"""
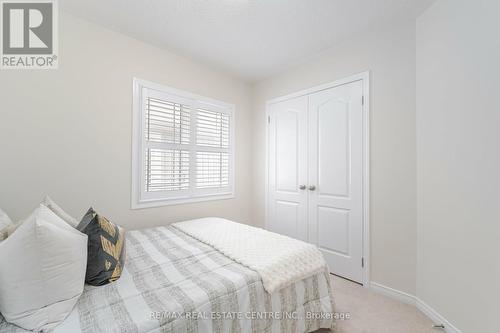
0,205,87,332
42,195,79,228
77,208,125,286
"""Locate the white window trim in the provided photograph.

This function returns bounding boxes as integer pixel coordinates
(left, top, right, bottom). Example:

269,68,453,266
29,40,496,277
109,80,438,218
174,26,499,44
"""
131,78,235,209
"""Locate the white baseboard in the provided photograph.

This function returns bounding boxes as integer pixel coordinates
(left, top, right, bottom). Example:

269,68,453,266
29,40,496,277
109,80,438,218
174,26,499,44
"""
369,282,416,306
369,282,462,333
415,298,462,333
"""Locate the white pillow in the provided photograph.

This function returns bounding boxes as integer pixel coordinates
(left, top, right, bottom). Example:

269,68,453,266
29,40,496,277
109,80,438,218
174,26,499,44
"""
42,196,79,228
0,208,13,242
0,205,88,332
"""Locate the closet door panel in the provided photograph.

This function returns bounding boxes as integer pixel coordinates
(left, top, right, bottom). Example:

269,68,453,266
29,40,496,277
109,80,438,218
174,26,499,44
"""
318,99,350,197
268,96,308,241
308,80,364,283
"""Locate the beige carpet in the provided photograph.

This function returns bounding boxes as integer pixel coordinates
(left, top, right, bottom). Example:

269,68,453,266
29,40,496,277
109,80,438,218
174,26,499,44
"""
318,275,440,333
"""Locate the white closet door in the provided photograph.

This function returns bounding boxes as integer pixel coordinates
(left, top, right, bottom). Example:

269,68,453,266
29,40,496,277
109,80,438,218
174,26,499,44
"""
308,80,364,283
268,96,308,241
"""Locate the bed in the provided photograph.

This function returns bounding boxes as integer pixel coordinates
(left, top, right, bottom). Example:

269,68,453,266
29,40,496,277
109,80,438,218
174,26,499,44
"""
0,222,335,333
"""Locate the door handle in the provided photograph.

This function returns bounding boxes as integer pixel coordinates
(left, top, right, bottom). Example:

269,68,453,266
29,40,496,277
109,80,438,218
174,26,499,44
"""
299,185,306,190
308,185,316,191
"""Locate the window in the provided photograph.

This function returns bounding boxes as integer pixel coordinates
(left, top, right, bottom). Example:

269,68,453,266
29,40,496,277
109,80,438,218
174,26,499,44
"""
132,79,235,208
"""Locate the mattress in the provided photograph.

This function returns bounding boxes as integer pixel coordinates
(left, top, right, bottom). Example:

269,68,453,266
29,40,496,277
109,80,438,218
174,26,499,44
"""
0,225,335,333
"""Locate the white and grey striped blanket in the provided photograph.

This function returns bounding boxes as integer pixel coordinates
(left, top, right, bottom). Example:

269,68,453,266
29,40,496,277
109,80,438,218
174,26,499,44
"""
0,226,335,333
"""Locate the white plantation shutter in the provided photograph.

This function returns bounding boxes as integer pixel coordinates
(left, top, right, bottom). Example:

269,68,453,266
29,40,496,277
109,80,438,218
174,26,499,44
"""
132,80,235,208
145,98,190,145
196,151,229,189
195,108,230,190
146,149,190,192
196,109,230,148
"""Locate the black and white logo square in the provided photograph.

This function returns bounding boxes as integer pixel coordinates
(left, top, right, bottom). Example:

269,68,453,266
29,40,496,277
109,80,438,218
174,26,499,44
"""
1,0,58,69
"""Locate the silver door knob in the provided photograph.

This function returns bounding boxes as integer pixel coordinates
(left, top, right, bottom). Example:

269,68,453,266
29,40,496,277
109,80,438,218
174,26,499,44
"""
308,185,316,191
299,185,306,190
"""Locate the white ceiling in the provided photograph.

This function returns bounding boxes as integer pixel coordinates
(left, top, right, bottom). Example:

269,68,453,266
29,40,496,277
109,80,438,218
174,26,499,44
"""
60,0,435,82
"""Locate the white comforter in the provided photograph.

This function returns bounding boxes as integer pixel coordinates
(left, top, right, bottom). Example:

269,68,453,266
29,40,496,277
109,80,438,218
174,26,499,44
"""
173,218,327,294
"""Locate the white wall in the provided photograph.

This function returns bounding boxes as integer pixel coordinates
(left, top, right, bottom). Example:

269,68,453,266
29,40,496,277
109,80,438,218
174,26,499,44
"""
416,1,500,332
252,19,418,295
0,12,254,230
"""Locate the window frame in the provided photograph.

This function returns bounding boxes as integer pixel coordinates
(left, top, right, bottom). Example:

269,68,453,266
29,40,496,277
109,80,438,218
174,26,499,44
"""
132,78,235,209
